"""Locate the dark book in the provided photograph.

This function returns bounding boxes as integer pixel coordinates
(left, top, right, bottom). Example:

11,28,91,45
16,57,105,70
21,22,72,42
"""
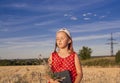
54,70,72,83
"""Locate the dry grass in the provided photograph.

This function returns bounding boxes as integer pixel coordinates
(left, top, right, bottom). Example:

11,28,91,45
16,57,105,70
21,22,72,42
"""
0,65,47,83
81,67,120,83
0,65,120,83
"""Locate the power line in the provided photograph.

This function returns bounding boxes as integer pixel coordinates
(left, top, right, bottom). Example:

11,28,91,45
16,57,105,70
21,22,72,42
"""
106,33,118,56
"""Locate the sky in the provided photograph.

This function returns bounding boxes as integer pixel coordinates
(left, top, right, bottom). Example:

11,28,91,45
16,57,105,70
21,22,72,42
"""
0,0,120,59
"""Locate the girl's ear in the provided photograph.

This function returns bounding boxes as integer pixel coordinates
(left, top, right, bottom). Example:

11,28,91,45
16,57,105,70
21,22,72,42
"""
68,39,71,44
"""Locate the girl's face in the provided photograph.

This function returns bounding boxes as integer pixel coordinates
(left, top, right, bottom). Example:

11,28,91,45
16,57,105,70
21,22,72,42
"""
56,31,71,49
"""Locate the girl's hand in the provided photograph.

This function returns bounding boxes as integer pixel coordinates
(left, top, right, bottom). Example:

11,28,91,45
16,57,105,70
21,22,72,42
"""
49,79,60,83
48,58,52,67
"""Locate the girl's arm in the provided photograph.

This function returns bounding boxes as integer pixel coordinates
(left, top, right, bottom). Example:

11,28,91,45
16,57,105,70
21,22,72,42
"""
74,54,83,83
48,54,52,67
47,54,60,83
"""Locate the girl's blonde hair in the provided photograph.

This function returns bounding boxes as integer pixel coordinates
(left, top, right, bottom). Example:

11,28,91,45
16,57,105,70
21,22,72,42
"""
54,28,74,53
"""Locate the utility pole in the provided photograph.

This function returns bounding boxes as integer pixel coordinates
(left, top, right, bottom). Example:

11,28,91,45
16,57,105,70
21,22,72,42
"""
106,33,117,56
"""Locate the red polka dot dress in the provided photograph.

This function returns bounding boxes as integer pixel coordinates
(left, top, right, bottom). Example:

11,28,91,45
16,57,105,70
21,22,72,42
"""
51,52,77,83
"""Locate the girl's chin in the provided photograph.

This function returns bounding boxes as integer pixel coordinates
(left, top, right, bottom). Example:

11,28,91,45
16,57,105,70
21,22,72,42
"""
58,46,66,49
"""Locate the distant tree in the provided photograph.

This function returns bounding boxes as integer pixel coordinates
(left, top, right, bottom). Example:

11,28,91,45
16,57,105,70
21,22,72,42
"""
78,46,92,60
115,50,120,63
0,60,11,66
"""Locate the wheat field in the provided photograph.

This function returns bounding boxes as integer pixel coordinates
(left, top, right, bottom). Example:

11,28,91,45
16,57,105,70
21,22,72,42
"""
0,65,120,83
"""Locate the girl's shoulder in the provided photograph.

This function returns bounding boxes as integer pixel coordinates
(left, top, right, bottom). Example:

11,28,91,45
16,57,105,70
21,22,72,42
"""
51,51,58,56
48,52,58,65
70,52,80,60
49,52,58,59
70,51,77,56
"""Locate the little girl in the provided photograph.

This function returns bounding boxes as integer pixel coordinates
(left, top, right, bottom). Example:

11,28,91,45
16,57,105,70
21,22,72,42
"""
48,28,83,83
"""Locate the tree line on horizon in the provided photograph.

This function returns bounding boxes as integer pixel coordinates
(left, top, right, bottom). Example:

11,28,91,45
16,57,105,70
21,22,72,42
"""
0,46,120,66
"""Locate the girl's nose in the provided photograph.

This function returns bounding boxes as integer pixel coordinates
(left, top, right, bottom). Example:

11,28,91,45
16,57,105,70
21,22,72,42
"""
58,39,61,42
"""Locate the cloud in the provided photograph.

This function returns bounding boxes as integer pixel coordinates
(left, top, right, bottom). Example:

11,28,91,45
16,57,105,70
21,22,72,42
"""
64,13,72,17
64,14,69,17
73,34,109,41
73,32,120,41
0,13,59,32
94,14,97,16
83,13,92,16
82,12,97,21
1,3,28,8
82,12,109,20
0,35,54,49
34,19,59,26
70,16,78,20
64,13,78,20
83,17,90,20
70,20,120,33
0,0,109,13
83,14,87,16
0,28,8,32
99,15,106,19
6,41,53,49
0,34,50,42
11,3,28,8
87,13,92,15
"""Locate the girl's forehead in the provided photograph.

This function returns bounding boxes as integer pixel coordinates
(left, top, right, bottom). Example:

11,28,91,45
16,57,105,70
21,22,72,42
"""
56,31,68,37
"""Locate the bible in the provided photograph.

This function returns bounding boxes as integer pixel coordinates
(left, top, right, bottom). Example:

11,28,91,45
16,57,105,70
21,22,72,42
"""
54,70,72,83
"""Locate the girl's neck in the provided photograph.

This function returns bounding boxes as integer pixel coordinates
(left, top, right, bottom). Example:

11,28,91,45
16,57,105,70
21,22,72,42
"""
59,49,68,53
58,48,70,58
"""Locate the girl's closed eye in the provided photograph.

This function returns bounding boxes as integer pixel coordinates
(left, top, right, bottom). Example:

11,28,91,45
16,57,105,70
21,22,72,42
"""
56,37,66,41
